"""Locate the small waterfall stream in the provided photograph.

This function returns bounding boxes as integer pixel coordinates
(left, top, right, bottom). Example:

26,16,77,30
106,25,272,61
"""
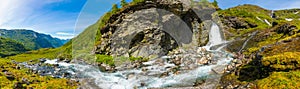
207,23,224,47
20,22,233,89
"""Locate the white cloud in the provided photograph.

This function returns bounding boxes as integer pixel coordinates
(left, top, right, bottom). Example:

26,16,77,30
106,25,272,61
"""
52,35,75,39
52,32,76,39
56,32,74,36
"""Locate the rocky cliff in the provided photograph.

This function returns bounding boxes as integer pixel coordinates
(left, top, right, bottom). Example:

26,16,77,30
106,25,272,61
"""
94,0,220,59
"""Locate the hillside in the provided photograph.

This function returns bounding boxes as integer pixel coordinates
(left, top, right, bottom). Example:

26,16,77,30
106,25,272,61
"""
0,37,28,57
218,4,300,89
1,0,300,89
0,29,69,50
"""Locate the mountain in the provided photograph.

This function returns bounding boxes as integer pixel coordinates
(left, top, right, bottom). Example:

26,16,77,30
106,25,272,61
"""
0,37,28,57
0,29,69,50
1,0,300,89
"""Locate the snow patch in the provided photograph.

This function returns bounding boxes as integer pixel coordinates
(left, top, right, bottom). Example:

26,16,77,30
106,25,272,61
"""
264,19,272,26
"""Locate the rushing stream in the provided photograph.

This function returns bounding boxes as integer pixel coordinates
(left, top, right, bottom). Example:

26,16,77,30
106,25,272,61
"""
19,22,234,89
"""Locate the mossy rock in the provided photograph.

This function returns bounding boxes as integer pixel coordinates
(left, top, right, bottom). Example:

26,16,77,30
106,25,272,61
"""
257,71,300,89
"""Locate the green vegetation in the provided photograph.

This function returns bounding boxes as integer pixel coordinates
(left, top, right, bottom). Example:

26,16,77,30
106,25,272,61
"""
262,52,300,70
96,55,114,66
218,4,300,88
0,29,68,50
212,0,218,8
121,0,128,7
275,9,300,19
257,71,300,89
95,54,148,66
111,4,120,14
0,59,78,89
0,37,28,57
6,41,72,62
132,0,145,4
218,4,271,39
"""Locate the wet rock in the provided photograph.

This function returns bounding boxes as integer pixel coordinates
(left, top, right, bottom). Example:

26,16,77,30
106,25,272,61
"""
15,65,22,70
142,67,148,72
39,58,47,63
197,57,209,65
141,82,146,87
63,59,71,63
126,73,135,79
5,72,15,81
222,16,257,29
22,78,31,85
98,63,115,72
14,82,25,89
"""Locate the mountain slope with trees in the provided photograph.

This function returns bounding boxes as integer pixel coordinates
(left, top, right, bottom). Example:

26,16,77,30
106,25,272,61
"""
0,37,28,57
0,29,68,50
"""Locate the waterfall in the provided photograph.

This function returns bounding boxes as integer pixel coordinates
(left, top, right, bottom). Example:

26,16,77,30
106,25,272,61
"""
204,22,228,51
207,22,224,46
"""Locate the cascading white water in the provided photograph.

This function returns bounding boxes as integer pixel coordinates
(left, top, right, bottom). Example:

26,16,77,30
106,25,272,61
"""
204,22,229,51
45,56,232,89
42,22,233,89
207,23,224,47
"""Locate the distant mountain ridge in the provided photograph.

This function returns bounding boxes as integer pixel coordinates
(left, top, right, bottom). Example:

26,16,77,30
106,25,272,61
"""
0,29,69,50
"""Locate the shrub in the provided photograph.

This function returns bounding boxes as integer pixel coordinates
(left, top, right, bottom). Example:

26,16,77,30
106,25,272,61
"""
257,71,300,89
262,52,300,70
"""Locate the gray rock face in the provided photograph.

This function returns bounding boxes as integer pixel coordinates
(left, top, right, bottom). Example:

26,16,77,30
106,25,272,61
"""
97,8,192,58
95,0,217,59
129,29,178,58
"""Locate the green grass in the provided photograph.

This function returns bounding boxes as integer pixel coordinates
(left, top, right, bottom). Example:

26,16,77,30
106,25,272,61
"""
275,9,300,19
0,59,78,89
0,37,28,57
262,52,300,70
95,54,149,66
6,41,72,62
257,71,300,89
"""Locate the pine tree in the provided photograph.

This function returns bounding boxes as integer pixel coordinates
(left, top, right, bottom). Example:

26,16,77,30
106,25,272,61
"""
121,0,128,7
111,4,119,14
212,0,218,7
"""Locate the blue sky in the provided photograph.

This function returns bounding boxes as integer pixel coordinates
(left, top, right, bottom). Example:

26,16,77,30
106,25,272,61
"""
0,0,299,39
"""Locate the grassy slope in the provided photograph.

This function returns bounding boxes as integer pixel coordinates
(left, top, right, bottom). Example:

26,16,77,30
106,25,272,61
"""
6,41,72,62
218,4,271,40
0,37,28,57
219,4,300,88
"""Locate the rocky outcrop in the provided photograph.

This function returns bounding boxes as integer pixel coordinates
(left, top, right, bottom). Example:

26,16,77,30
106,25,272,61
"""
95,0,218,58
221,16,258,30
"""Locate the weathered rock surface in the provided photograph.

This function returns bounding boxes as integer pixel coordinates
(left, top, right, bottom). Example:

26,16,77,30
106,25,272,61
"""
95,0,218,58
